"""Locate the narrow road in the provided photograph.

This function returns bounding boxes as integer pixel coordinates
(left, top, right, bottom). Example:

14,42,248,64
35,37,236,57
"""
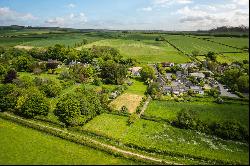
139,96,152,117
1,112,181,165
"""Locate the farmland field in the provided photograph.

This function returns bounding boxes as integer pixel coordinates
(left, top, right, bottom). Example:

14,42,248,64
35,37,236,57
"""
79,39,190,64
216,52,249,64
82,113,249,164
200,36,249,49
144,100,249,128
164,35,240,55
0,118,138,165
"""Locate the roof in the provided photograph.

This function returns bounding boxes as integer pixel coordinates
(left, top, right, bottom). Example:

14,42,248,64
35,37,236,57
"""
190,86,202,90
189,72,205,78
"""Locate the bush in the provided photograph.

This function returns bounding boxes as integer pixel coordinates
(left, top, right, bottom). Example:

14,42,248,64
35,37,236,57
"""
0,84,20,112
15,87,49,118
54,88,103,126
127,113,139,125
4,68,17,84
40,80,62,97
175,109,198,129
121,106,129,113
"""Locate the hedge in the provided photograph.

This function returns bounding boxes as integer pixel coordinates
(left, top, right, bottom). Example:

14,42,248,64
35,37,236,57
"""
0,112,164,165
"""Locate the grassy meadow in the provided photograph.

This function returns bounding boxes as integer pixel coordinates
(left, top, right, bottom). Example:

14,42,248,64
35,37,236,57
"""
0,118,139,165
79,39,190,64
82,113,249,164
216,52,249,64
144,100,249,128
164,35,240,55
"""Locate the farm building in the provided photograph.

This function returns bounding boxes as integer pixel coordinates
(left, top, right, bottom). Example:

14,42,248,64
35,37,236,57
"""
189,72,205,79
161,62,175,67
128,67,142,76
190,86,204,95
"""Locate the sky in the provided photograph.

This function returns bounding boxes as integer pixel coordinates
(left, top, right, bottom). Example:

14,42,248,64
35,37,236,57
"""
0,0,249,30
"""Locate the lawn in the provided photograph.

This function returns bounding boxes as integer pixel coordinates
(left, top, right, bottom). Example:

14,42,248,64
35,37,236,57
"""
164,35,240,55
216,52,249,64
82,113,249,164
0,118,138,165
109,93,143,113
144,100,249,128
78,39,190,64
109,79,147,113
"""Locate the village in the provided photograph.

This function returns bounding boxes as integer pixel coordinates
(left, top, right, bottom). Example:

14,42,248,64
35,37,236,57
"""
128,62,239,98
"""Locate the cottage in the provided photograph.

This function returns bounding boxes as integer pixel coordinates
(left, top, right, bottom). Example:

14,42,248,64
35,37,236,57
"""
166,73,172,80
189,72,205,79
162,62,175,67
109,91,119,99
128,67,142,77
190,86,204,95
176,71,182,78
172,86,180,95
163,86,172,94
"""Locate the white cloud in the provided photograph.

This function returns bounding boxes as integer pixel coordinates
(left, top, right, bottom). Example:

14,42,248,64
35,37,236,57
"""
138,7,153,11
44,12,87,28
174,4,249,30
0,7,37,23
67,3,76,8
232,0,249,5
153,0,192,7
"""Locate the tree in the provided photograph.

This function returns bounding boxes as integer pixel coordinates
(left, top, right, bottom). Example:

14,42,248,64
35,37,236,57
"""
171,74,177,80
4,69,17,84
70,64,94,83
176,109,198,129
54,88,103,126
207,51,216,61
40,80,62,97
0,84,20,112
237,75,249,93
100,60,127,85
140,65,156,82
127,113,139,125
16,87,49,118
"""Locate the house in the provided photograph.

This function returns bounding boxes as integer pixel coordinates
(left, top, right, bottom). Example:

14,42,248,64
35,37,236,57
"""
190,86,204,95
166,73,172,80
179,62,197,70
189,72,205,79
109,91,119,99
162,62,175,67
176,71,182,78
162,86,172,94
128,67,142,76
172,86,180,95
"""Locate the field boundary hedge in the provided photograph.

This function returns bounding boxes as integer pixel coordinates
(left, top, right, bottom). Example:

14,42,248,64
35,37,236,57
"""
0,112,171,165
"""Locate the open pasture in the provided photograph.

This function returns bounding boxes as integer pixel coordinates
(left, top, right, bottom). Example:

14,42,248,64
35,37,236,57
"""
0,118,137,165
216,52,249,64
82,113,249,164
79,39,190,64
144,100,249,128
164,35,240,55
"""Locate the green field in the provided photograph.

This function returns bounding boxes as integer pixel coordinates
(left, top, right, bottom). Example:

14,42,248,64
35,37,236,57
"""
216,52,249,64
144,100,249,128
82,113,249,164
125,79,147,96
79,39,190,64
164,35,240,55
0,118,138,165
203,36,249,49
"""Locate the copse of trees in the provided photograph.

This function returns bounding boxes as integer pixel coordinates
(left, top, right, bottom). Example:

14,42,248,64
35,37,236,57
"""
54,88,104,126
15,87,50,118
140,65,156,83
100,60,127,85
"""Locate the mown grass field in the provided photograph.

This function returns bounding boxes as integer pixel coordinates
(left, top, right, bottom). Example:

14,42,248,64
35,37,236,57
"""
216,52,249,64
0,118,138,165
144,100,249,129
200,36,249,49
82,113,249,164
164,35,240,55
79,39,190,64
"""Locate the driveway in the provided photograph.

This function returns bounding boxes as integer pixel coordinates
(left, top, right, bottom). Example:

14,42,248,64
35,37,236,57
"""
218,83,239,98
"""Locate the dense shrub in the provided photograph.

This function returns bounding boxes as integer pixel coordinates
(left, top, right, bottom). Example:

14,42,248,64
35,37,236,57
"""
40,80,62,97
15,87,49,118
173,109,249,142
0,84,20,112
3,68,17,84
54,88,104,126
